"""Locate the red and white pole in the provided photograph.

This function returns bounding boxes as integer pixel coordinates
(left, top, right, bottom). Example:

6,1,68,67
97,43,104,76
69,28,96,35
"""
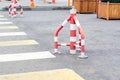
17,1,23,16
69,15,76,54
11,2,17,17
54,7,88,58
69,8,77,54
54,25,63,53
19,4,23,16
52,0,55,4
74,15,88,59
9,0,23,17
54,19,68,53
8,4,12,16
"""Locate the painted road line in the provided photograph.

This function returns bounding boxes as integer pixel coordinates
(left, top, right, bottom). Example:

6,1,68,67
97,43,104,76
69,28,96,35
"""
0,40,38,46
0,69,85,80
0,22,13,25
0,26,18,29
0,15,4,17
0,18,8,20
0,51,55,62
0,32,27,36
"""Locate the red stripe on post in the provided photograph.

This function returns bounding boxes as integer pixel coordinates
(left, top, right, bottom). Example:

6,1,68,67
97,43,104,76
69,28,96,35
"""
54,42,58,49
70,42,76,50
54,25,63,36
70,30,76,36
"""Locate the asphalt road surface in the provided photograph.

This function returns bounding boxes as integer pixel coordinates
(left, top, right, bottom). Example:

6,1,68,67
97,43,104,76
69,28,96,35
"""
0,10,120,80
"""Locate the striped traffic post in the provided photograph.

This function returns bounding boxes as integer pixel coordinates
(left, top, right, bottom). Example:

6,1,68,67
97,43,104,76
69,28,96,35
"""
54,19,68,54
9,0,17,17
54,7,88,59
74,16,88,58
52,0,55,4
9,0,23,17
69,14,76,54
8,2,12,16
19,4,23,16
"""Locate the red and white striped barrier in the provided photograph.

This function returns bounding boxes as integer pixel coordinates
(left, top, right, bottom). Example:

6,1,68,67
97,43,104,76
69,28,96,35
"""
54,7,88,59
52,0,55,4
8,0,23,17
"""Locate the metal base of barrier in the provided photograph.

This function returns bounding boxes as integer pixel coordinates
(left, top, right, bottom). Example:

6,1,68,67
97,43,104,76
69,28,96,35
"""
78,53,88,59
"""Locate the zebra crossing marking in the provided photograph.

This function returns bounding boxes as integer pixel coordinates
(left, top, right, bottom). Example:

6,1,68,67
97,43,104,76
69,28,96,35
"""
0,69,85,80
0,15,4,17
0,40,38,46
0,26,18,29
0,22,13,24
0,32,27,36
0,18,8,20
0,51,55,62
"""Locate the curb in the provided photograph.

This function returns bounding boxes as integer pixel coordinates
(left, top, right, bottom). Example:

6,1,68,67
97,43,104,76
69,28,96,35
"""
0,6,72,11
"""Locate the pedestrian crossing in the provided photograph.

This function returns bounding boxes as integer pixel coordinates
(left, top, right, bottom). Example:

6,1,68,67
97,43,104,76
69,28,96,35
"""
0,12,85,80
0,14,55,62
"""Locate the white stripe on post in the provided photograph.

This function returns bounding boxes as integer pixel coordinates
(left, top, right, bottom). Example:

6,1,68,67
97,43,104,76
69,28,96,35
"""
81,40,85,45
62,19,68,26
61,43,67,46
70,37,76,42
70,24,76,30
70,50,76,54
79,35,81,39
54,37,58,42
54,49,58,52
75,20,81,26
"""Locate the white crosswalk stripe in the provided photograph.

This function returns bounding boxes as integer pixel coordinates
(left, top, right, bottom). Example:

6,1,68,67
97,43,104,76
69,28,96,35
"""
0,15,4,17
0,26,18,29
0,32,27,36
0,18,8,20
0,51,55,62
0,40,38,46
0,22,13,24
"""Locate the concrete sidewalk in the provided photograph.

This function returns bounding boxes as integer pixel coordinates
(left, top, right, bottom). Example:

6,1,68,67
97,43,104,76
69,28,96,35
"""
0,0,72,11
